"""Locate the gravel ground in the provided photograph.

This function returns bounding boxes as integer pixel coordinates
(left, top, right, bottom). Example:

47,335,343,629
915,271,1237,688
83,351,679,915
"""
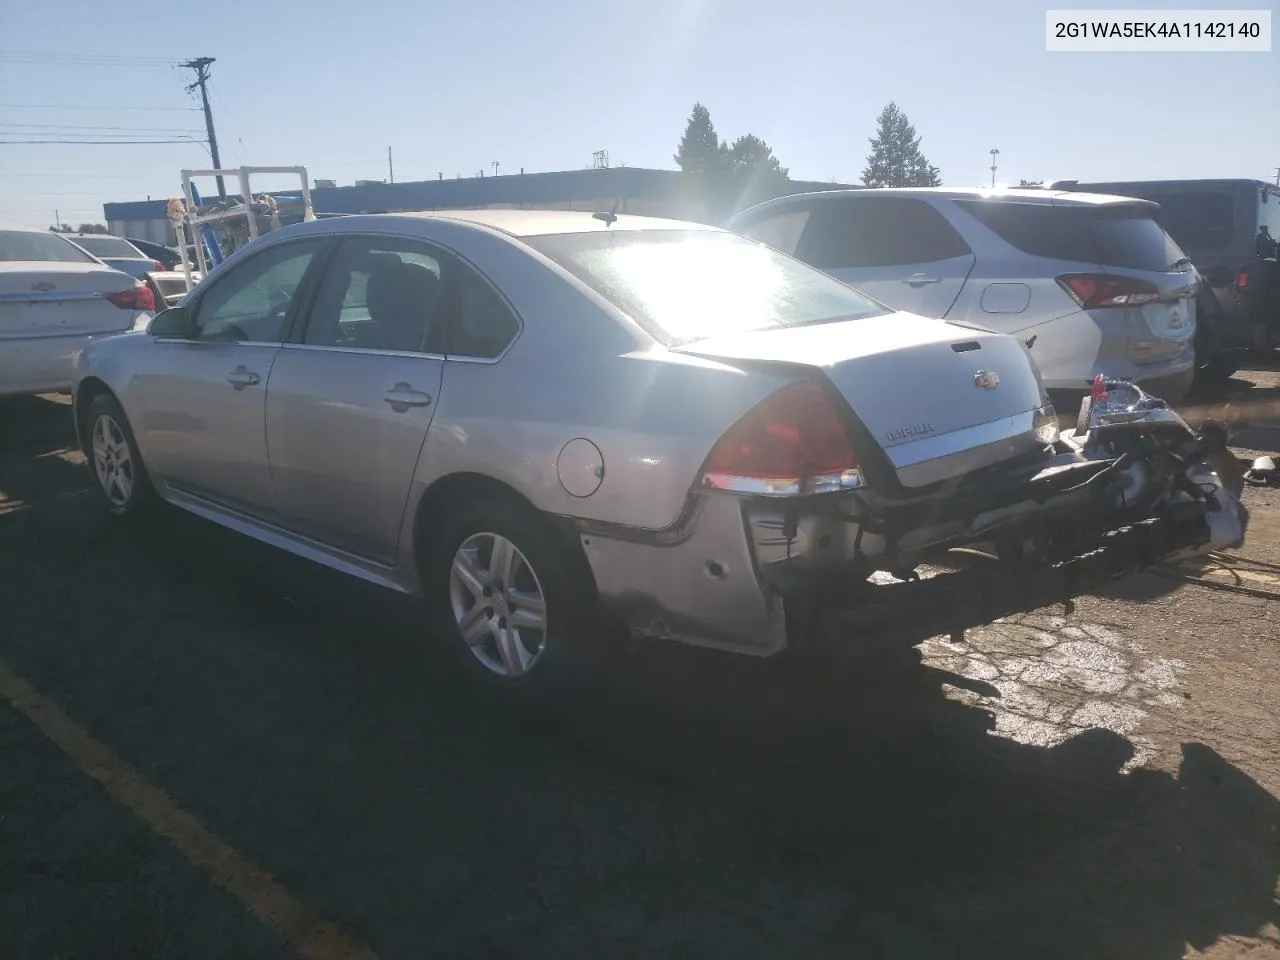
1,370,1278,960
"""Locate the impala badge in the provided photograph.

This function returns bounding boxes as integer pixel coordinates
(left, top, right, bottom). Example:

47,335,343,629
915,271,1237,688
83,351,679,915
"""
30,281,55,292
974,370,1000,390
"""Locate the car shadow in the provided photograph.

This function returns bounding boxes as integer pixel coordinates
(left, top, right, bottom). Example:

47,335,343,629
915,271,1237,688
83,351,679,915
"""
23,505,1275,960
0,395,89,514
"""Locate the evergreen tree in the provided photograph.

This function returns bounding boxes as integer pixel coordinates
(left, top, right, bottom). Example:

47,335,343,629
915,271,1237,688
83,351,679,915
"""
725,134,790,213
673,102,728,177
861,102,942,188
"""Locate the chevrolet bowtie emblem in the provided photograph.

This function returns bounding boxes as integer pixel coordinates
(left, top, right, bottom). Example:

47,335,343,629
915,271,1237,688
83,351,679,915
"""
974,370,1000,390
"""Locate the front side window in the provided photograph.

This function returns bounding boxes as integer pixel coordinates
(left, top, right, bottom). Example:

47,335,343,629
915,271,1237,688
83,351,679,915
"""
302,238,444,353
191,239,324,342
796,197,972,269
1255,188,1280,253
527,229,887,347
0,230,95,263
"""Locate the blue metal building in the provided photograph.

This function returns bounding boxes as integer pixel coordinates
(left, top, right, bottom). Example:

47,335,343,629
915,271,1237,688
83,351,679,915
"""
104,166,854,244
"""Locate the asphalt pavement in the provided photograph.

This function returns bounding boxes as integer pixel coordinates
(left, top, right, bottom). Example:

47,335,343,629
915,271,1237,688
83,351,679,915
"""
1,377,1278,960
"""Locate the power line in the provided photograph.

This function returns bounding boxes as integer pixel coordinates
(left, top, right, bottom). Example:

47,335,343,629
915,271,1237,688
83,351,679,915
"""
0,122,204,133
0,103,199,113
0,52,182,67
0,138,204,145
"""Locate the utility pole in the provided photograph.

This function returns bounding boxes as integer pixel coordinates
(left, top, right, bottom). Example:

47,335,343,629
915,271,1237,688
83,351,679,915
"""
989,148,1000,188
388,146,394,184
492,161,500,177
181,57,225,198
1274,167,1279,186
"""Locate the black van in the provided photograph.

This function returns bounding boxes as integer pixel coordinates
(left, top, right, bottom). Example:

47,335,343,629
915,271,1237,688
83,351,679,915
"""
1052,178,1280,383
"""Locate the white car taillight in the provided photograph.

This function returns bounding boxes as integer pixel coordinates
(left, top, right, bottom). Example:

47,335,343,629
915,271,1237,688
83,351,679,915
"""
698,379,864,497
105,284,156,312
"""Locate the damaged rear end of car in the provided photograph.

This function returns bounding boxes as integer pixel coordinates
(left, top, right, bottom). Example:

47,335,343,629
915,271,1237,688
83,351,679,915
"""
631,333,1245,663
709,362,1243,661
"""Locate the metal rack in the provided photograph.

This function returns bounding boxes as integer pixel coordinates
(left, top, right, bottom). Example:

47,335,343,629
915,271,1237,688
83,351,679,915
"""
173,166,316,292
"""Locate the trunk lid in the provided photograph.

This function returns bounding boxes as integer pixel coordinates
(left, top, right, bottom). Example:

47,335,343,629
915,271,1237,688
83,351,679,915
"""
676,311,1051,487
0,262,140,340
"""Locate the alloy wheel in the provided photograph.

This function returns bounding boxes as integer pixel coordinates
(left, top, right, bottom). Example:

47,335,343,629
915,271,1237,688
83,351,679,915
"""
449,532,549,678
91,414,134,508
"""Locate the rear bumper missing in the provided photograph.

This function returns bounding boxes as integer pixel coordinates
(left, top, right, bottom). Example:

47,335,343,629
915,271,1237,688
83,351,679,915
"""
804,501,1215,657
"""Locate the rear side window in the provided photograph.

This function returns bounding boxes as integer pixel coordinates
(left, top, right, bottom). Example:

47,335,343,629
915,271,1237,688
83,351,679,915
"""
955,201,1187,272
0,230,95,263
795,197,971,269
74,236,145,259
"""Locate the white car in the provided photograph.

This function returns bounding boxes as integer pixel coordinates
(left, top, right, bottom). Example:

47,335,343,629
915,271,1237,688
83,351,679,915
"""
1,227,154,397
726,188,1198,412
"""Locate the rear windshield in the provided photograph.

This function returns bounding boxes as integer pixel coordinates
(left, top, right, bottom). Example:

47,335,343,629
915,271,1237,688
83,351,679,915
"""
74,236,145,259
153,275,189,298
0,230,96,263
954,200,1188,272
526,229,888,346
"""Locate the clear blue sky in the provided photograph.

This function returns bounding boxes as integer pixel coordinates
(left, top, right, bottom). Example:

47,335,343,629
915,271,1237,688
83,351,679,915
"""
1,0,1276,228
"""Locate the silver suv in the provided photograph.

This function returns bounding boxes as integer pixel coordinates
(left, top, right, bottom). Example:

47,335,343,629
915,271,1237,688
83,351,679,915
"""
726,187,1199,408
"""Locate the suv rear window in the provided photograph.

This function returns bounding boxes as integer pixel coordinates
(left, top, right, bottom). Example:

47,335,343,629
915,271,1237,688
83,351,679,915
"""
954,200,1187,272
0,230,96,263
74,236,144,259
527,229,888,346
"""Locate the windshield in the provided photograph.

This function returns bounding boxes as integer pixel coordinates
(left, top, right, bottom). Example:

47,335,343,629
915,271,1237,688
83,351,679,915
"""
0,230,97,263
74,235,145,259
527,229,887,346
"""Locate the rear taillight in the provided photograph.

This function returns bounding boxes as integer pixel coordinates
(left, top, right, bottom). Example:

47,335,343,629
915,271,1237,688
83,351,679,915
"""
106,284,156,312
699,379,862,496
1238,270,1249,290
1057,274,1160,309
153,260,165,272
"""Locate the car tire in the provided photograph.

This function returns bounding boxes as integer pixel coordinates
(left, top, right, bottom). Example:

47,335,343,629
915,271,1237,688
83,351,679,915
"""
427,495,591,697
1194,353,1241,387
85,393,155,518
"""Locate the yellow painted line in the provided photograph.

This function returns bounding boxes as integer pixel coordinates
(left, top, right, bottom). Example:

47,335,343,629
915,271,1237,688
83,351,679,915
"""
0,660,377,960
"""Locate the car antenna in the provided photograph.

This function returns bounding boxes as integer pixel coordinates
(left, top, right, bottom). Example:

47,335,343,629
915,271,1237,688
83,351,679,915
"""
592,198,621,226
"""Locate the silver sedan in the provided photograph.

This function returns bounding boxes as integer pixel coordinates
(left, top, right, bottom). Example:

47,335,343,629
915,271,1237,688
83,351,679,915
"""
71,211,1245,693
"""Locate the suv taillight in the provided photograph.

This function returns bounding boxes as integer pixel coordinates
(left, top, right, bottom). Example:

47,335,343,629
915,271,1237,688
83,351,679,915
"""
105,284,156,312
698,379,862,496
1238,270,1249,290
1057,274,1160,309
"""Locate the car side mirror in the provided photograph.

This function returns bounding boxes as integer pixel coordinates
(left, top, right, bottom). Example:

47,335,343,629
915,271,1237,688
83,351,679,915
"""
148,306,197,339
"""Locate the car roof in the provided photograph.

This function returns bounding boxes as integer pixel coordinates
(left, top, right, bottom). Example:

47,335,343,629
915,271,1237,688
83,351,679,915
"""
373,209,720,238
1,224,71,233
732,186,1158,218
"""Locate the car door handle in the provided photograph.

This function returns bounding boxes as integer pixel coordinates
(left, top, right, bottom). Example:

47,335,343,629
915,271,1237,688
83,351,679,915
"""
383,383,433,409
904,274,942,287
226,367,261,388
